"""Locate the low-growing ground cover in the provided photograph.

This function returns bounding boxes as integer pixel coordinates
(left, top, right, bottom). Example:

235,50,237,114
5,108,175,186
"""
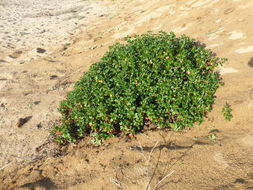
53,31,226,144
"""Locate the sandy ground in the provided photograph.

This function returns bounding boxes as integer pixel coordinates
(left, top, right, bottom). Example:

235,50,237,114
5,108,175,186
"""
0,0,108,64
0,0,112,168
1,0,253,189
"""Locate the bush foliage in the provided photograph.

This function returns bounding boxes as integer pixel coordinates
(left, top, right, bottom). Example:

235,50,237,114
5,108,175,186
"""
53,31,226,144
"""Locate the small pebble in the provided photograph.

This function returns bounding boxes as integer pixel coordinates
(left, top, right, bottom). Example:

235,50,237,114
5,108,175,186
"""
50,75,58,80
37,48,46,53
37,123,42,129
16,116,32,128
248,57,253,67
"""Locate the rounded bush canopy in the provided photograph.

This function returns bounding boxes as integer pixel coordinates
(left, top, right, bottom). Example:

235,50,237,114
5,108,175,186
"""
54,31,225,144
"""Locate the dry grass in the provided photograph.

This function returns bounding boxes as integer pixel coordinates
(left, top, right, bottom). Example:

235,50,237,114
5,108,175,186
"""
110,141,175,190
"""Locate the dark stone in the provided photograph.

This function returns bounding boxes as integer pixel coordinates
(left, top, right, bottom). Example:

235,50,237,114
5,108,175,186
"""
16,116,32,128
248,57,253,67
50,75,58,80
37,123,42,129
33,101,41,105
234,178,245,184
37,48,46,53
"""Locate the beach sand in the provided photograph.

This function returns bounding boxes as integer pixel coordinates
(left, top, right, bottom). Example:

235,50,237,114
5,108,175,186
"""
0,0,112,168
1,0,253,189
0,0,108,64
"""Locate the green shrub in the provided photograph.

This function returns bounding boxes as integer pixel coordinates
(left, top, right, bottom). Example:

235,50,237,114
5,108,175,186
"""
52,31,226,144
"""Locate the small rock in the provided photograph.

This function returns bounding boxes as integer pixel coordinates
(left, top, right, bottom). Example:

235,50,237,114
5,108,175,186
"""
33,101,41,105
24,91,32,96
50,75,58,80
235,178,245,184
16,116,32,128
37,48,46,53
90,45,97,50
248,57,253,67
37,123,42,129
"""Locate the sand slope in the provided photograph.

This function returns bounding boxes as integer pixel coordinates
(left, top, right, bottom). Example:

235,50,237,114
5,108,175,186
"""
0,0,253,189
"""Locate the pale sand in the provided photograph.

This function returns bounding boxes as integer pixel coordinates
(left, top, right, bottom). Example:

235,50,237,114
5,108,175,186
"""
0,0,109,64
0,0,112,168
